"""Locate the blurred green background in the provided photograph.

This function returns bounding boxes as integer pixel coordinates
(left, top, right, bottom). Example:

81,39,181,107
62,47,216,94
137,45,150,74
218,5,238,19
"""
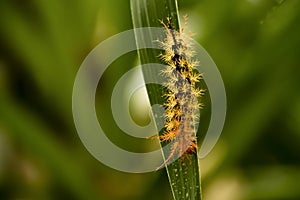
0,0,300,199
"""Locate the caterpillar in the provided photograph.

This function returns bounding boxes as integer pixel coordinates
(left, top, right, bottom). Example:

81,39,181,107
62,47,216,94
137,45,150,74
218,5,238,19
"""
155,16,204,168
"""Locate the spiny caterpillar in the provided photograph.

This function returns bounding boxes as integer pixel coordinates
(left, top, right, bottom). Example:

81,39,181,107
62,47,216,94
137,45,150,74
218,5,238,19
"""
156,16,204,168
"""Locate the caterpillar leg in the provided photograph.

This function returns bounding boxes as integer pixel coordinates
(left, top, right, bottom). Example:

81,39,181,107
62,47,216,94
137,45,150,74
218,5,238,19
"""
147,129,178,142
156,141,179,170
156,140,198,170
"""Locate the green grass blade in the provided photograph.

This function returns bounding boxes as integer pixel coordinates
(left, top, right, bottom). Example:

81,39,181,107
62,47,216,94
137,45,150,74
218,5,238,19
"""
130,0,202,199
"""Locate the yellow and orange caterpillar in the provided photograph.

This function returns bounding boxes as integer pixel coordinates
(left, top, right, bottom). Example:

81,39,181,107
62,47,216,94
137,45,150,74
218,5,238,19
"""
155,16,205,167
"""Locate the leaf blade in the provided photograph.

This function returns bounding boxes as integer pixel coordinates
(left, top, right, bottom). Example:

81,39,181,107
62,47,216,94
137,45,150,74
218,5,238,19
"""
130,0,202,199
